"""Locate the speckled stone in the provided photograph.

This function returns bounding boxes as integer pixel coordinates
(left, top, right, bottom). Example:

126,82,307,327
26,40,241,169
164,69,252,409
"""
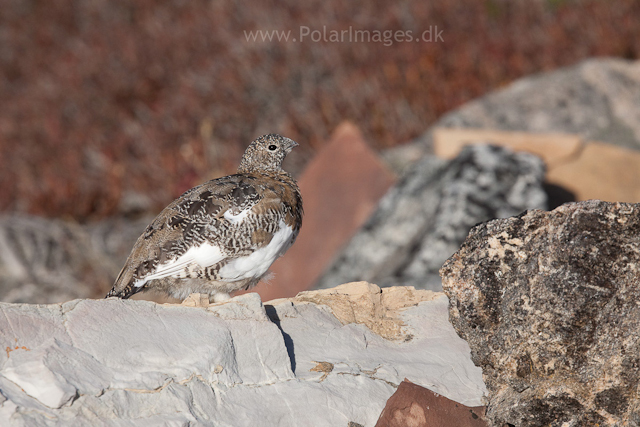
316,144,546,291
441,200,640,426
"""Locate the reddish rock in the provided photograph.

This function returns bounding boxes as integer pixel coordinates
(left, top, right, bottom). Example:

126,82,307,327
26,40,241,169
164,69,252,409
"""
375,380,487,427
247,122,396,301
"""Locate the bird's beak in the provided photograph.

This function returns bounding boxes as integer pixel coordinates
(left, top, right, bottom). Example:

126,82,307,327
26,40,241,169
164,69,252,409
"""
284,138,299,153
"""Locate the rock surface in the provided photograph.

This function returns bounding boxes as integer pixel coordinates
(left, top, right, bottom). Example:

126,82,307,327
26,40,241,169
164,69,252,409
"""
0,215,150,304
324,58,640,293
441,200,640,426
384,58,640,175
0,282,486,426
433,127,640,205
316,145,547,291
417,58,640,154
375,379,487,427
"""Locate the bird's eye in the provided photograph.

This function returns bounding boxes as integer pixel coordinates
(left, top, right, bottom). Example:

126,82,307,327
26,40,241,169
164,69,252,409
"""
268,144,277,151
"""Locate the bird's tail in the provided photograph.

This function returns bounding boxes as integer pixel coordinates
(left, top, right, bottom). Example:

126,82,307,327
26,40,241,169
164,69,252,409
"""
105,266,139,299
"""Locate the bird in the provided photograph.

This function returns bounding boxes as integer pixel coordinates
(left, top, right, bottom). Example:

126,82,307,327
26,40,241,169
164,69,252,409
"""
106,134,303,304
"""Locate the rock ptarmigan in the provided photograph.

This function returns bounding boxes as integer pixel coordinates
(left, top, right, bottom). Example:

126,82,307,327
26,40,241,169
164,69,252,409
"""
106,134,303,304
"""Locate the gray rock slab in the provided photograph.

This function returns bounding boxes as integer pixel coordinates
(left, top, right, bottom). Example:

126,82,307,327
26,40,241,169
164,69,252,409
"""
269,295,485,406
404,58,640,156
384,58,640,177
0,215,150,304
0,288,485,426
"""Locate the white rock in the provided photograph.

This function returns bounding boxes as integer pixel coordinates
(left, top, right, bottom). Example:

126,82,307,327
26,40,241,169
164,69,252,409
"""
0,284,486,426
269,293,485,407
2,341,79,409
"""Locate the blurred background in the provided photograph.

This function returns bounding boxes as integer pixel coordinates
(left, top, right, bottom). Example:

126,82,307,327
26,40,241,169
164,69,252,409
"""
1,0,640,303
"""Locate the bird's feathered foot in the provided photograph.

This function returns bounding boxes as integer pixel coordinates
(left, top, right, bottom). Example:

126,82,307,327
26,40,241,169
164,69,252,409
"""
181,293,210,307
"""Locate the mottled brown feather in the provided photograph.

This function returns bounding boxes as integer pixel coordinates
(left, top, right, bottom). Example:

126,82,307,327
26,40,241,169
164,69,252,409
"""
107,134,302,301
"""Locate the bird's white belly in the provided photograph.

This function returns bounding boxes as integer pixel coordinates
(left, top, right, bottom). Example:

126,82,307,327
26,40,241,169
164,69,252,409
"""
219,220,294,281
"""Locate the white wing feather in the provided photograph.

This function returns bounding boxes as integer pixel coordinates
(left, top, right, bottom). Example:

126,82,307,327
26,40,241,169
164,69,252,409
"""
134,242,225,287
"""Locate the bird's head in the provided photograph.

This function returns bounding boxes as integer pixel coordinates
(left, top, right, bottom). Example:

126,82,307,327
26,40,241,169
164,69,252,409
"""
238,134,298,174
